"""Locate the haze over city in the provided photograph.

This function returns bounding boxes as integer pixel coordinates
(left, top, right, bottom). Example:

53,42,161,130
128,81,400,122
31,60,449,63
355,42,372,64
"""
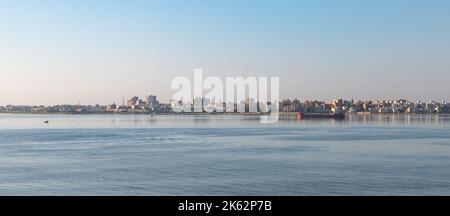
1,0,450,106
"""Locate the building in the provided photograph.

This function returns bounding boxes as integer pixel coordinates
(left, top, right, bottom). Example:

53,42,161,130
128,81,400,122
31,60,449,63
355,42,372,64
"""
107,103,117,111
127,96,139,107
146,95,159,108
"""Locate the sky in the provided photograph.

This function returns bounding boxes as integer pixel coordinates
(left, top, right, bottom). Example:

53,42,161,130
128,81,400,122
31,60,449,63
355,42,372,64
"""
1,0,450,105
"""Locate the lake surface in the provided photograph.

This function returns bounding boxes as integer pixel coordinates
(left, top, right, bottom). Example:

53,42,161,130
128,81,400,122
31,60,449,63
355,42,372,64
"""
1,114,450,195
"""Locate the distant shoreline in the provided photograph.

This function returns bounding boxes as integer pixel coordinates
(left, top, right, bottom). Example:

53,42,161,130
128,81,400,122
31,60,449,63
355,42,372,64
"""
1,112,449,116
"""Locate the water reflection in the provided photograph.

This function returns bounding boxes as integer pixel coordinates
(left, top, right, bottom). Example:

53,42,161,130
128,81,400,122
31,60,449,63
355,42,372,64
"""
0,114,449,129
347,114,450,126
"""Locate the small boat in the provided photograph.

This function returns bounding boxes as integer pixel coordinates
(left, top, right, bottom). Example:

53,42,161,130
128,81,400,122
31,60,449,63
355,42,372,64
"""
44,120,49,124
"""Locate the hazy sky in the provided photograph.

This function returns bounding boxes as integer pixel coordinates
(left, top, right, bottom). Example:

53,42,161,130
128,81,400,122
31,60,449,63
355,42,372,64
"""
1,0,450,105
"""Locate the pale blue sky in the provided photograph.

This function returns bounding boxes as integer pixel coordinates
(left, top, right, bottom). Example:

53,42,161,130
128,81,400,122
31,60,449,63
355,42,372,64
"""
1,0,450,105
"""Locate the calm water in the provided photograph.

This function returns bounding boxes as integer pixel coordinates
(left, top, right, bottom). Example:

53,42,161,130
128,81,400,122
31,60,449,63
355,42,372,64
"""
1,114,450,195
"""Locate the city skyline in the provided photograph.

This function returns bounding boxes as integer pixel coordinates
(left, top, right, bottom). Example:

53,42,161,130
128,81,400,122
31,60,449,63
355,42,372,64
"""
1,0,450,105
0,93,448,107
1,94,448,115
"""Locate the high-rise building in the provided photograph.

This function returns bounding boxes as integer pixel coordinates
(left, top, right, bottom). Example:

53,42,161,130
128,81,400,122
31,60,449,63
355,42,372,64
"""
146,95,159,107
